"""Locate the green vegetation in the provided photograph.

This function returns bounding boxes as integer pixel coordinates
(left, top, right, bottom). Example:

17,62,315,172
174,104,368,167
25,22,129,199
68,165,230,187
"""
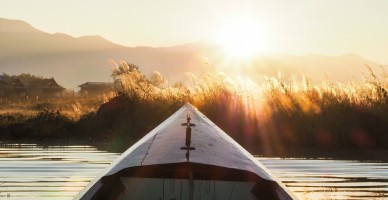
1,62,388,156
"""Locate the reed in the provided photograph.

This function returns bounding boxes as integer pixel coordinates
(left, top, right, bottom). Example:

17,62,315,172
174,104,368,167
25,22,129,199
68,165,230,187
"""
111,62,388,153
1,62,388,155
0,93,113,120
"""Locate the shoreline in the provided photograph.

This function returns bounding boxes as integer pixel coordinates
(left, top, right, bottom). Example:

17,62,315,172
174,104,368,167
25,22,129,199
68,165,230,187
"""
2,138,388,161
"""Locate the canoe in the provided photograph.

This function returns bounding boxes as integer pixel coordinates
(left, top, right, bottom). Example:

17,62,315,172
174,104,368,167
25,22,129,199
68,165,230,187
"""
74,103,297,200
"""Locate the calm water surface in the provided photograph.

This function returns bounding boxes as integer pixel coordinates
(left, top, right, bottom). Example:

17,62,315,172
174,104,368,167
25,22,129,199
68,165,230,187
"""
0,144,387,200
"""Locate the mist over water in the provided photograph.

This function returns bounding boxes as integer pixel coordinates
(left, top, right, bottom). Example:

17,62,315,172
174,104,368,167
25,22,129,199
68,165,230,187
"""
0,144,387,200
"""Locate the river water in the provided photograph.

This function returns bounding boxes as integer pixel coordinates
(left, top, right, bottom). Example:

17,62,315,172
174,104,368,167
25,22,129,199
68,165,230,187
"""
0,144,387,200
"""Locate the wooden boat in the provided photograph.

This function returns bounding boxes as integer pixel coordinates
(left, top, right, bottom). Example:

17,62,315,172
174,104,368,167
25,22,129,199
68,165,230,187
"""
74,103,296,200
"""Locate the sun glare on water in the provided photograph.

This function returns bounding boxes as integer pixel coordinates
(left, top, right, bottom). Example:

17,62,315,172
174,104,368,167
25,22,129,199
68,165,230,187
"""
215,19,268,59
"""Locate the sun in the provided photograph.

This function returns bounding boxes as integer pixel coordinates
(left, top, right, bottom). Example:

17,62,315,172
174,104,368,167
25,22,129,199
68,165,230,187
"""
214,19,267,59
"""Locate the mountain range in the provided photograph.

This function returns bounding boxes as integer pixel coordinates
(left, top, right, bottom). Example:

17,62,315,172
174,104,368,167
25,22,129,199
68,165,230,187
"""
0,18,386,89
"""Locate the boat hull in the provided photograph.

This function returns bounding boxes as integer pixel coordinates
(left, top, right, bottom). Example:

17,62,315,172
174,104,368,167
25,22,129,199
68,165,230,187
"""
74,103,297,200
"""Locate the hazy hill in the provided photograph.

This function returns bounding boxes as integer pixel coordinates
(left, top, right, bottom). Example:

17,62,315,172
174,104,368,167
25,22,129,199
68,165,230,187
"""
0,18,386,89
0,18,207,89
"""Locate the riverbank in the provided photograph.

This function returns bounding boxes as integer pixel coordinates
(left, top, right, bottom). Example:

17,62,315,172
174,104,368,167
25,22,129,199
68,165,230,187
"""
1,66,388,158
2,138,388,162
2,93,388,159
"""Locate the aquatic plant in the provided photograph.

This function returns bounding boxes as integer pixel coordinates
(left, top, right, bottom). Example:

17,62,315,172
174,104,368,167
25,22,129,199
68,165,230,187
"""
1,63,388,155
112,62,388,154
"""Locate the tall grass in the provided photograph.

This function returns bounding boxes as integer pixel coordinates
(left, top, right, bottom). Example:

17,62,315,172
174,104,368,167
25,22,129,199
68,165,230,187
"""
1,62,388,155
0,93,113,119
0,93,114,141
110,62,388,154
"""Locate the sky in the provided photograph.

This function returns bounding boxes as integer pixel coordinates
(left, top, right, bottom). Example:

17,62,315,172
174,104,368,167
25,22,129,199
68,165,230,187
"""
1,0,388,64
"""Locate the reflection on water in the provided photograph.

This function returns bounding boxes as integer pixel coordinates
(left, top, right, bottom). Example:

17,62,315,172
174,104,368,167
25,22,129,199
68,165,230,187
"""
0,144,387,200
0,143,119,200
258,158,388,199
